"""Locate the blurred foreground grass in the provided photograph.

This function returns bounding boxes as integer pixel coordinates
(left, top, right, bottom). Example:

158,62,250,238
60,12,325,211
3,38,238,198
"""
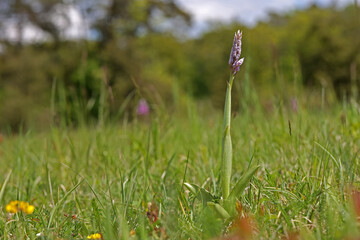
0,98,359,239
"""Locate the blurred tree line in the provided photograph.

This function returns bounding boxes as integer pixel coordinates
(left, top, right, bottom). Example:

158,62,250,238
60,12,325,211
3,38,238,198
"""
0,0,359,131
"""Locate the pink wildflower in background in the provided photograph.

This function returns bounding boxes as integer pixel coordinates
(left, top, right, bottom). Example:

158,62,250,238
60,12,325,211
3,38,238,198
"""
136,99,150,116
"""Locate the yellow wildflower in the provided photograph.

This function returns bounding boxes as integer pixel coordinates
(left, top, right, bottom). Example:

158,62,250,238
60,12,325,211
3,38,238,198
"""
5,200,35,214
87,233,102,239
18,201,29,211
24,205,35,214
5,201,18,213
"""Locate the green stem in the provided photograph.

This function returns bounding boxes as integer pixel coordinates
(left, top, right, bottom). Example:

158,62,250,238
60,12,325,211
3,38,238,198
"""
221,74,234,199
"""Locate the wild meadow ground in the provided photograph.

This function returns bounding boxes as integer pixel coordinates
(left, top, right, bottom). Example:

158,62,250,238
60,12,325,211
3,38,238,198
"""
0,99,359,239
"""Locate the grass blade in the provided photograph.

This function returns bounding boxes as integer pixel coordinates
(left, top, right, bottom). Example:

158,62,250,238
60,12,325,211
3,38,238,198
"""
47,179,84,229
0,169,12,202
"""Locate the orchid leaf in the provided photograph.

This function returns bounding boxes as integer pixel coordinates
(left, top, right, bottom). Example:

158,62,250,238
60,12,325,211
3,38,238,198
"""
207,202,230,220
228,165,260,200
184,182,214,207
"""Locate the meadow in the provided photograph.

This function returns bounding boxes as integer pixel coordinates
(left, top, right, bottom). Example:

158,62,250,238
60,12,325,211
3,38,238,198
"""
0,93,359,239
0,1,359,239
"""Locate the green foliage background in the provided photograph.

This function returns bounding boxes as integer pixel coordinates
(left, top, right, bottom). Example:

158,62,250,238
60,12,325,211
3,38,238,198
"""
0,2,359,130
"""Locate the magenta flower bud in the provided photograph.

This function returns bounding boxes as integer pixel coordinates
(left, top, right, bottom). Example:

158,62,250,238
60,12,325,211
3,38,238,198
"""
136,99,150,116
228,30,244,75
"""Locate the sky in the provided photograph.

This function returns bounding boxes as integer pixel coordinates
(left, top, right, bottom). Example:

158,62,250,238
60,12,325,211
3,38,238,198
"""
177,0,355,34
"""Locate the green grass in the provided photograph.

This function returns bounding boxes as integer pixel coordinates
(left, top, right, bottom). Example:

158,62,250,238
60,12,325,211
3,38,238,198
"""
0,98,359,239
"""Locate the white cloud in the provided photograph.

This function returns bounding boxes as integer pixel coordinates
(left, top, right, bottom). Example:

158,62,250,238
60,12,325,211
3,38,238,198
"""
3,3,87,43
4,22,49,43
178,0,355,26
53,4,88,39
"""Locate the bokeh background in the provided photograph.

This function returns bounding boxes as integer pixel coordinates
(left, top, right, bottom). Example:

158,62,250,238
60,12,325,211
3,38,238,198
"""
0,0,359,131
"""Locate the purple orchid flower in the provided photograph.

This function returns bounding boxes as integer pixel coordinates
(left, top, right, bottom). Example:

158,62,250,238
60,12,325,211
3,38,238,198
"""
228,30,244,75
136,98,150,116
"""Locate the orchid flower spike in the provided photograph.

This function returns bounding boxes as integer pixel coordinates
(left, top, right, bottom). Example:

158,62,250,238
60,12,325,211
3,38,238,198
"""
228,30,244,75
136,98,150,116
